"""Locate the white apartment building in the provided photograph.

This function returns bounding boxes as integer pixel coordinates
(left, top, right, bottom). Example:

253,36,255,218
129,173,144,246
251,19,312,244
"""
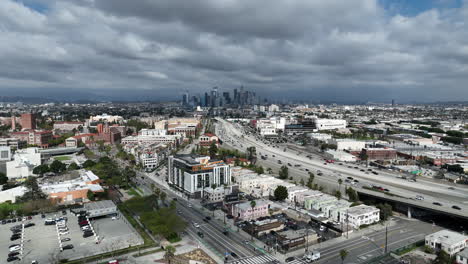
139,129,167,136
167,155,231,198
235,173,284,197
329,139,367,151
324,200,351,220
287,186,309,204
204,186,229,202
308,133,333,142
425,230,467,256
0,146,11,162
313,117,347,131
339,205,380,229
294,190,323,206
121,134,182,145
6,148,41,179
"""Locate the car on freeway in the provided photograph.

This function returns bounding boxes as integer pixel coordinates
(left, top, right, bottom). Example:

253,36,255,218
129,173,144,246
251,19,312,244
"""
347,177,354,180
448,187,455,190
452,205,461,210
433,202,442,206
317,173,323,176
372,171,379,175
415,195,424,200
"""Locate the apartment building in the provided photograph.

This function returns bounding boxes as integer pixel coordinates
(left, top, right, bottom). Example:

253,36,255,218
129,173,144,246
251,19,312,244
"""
167,154,231,198
231,200,270,221
339,205,380,228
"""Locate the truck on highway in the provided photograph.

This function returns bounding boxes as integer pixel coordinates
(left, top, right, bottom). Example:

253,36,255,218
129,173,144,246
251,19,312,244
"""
303,251,321,262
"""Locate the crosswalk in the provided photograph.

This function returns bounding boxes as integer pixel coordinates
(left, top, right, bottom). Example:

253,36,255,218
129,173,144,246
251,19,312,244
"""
227,254,280,264
226,254,308,264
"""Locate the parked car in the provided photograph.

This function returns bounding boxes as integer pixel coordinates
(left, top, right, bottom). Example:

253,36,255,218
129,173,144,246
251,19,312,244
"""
63,244,74,250
9,245,21,252
433,202,442,206
61,238,71,242
285,257,296,262
83,232,93,238
8,251,20,257
7,256,20,262
24,223,35,228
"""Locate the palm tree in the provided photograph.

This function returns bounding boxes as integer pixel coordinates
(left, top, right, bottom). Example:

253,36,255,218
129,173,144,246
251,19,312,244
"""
250,200,256,241
338,178,343,193
154,187,161,209
267,168,273,174
164,245,176,264
339,249,348,264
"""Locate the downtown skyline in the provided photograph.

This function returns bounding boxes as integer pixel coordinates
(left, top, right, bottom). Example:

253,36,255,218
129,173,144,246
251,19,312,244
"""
0,0,468,103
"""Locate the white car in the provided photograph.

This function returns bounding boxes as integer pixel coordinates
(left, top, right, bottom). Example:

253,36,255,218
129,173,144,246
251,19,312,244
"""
9,245,21,252
319,226,326,232
59,231,69,235
193,223,200,228
81,226,91,231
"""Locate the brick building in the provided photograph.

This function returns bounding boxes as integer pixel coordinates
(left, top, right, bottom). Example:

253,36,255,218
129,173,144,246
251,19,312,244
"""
11,130,53,147
20,113,36,130
361,148,397,161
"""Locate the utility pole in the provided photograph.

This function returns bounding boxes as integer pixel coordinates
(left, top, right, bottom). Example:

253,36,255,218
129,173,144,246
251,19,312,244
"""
346,209,349,239
384,225,388,253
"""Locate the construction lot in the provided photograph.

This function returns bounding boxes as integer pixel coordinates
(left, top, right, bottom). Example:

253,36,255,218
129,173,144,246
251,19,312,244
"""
0,209,143,263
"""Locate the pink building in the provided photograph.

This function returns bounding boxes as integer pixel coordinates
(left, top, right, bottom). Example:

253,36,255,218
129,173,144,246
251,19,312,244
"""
231,200,270,221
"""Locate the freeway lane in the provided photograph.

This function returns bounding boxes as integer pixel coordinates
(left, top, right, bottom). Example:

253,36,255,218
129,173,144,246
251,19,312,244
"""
215,119,468,210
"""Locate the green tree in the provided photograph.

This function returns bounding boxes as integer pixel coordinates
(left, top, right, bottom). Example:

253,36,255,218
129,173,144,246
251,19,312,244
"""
267,168,273,174
250,200,256,240
434,250,453,264
274,185,288,201
338,178,343,193
82,160,96,168
300,178,305,186
0,172,8,185
346,187,359,202
97,140,106,154
209,141,218,158
255,166,264,175
164,245,176,264
160,191,167,205
335,190,342,200
246,146,257,164
376,203,393,221
339,249,348,264
68,162,80,171
87,190,95,201
307,172,315,189
104,145,112,156
33,164,50,176
279,165,289,180
50,160,67,174
18,177,47,202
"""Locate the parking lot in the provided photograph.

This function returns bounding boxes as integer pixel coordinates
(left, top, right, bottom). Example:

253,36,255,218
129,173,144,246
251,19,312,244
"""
0,209,143,263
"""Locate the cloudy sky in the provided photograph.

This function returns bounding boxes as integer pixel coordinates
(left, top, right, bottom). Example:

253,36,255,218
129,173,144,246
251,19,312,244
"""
1,0,467,103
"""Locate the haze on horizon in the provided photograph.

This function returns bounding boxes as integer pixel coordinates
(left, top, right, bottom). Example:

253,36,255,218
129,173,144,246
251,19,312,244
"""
1,0,467,103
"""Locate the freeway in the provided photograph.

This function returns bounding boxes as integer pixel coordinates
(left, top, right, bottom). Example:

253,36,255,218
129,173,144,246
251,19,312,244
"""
215,118,468,215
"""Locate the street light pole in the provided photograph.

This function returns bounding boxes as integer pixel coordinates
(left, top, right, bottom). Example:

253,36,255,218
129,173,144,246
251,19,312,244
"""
384,225,388,254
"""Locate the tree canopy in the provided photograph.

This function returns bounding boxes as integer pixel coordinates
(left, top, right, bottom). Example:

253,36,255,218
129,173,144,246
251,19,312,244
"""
274,185,288,201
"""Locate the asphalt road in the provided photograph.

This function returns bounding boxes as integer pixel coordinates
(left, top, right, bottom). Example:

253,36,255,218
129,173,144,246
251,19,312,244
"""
311,218,439,264
214,119,468,212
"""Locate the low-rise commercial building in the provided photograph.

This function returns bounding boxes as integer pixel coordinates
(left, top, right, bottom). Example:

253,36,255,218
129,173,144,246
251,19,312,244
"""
325,150,358,162
0,146,11,162
277,229,319,251
361,148,397,161
330,139,367,151
0,186,27,203
198,133,219,147
11,130,53,147
84,200,117,218
457,248,468,264
41,170,104,204
304,194,337,211
425,230,467,256
53,121,84,132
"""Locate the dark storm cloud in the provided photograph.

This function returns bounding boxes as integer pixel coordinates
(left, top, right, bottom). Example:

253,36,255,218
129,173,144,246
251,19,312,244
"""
0,0,467,102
